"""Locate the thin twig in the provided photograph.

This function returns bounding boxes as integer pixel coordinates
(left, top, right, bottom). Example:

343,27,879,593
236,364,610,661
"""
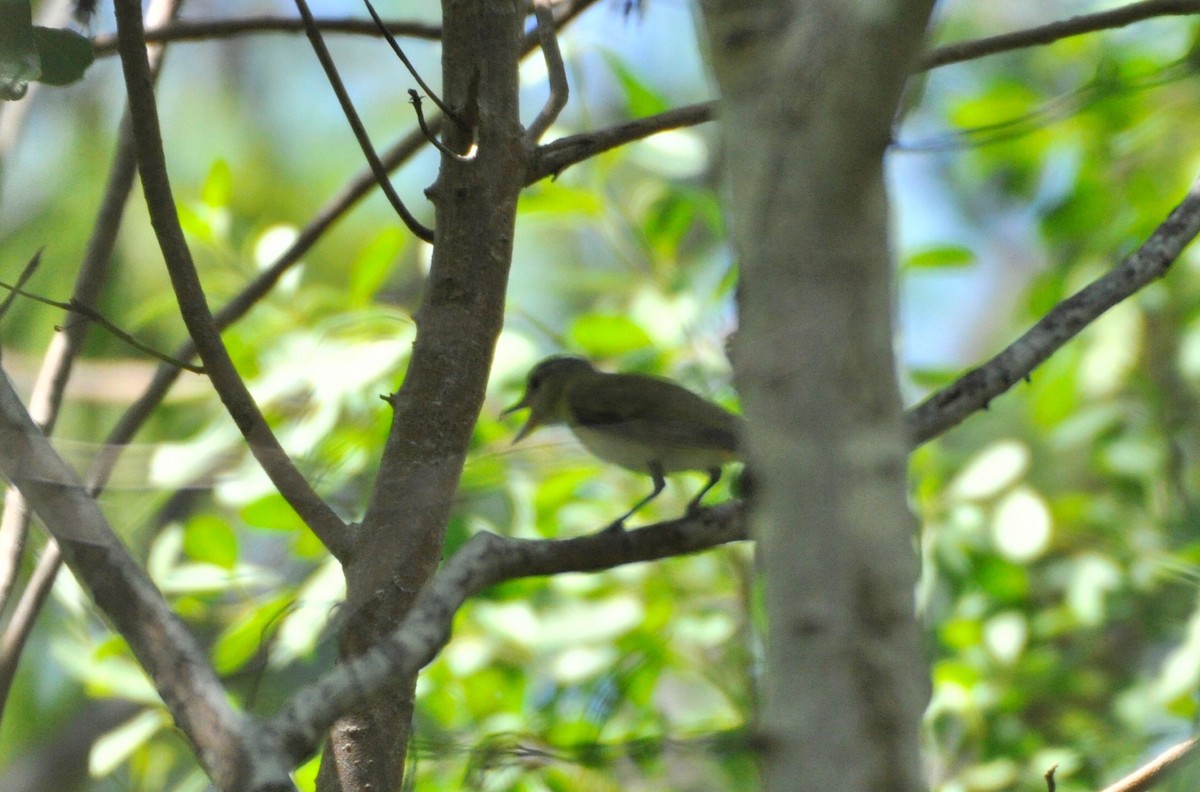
0,249,42,323
919,0,1200,71
112,0,349,556
1045,763,1057,792
524,0,569,144
408,90,472,160
0,543,61,715
292,0,434,242
1100,738,1198,792
528,101,717,183
363,0,460,127
0,281,205,373
907,172,1200,446
91,15,442,56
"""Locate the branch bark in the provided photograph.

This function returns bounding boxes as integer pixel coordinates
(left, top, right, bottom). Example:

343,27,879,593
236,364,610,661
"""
908,172,1200,446
111,0,349,558
312,0,528,785
0,371,288,790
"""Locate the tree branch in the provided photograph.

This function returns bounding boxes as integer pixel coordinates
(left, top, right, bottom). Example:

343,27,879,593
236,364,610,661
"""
524,0,569,145
292,0,434,243
528,101,717,183
0,0,182,724
0,281,204,373
91,15,442,56
111,0,349,557
920,0,1200,71
1100,738,1198,792
363,0,459,126
271,501,747,763
0,370,288,791
907,172,1200,446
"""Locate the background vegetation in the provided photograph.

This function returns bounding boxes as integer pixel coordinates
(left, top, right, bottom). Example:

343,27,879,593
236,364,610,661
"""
3,0,1200,789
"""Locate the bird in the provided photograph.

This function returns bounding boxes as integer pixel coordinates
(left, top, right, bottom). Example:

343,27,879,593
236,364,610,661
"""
502,355,744,529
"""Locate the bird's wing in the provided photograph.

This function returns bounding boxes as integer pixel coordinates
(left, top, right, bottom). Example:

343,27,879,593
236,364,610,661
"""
567,373,742,452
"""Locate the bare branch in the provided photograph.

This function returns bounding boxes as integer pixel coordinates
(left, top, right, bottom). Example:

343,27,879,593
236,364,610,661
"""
524,0,569,145
112,0,349,556
528,101,717,184
0,0,182,718
0,369,288,790
0,543,61,716
1100,738,1198,792
0,249,41,322
292,0,434,243
91,15,442,56
363,0,460,127
0,281,205,373
907,172,1200,446
271,501,747,763
920,0,1200,71
408,90,472,160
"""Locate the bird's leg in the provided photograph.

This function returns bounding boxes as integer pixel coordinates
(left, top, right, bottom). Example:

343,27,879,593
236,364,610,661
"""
605,463,667,532
685,468,723,515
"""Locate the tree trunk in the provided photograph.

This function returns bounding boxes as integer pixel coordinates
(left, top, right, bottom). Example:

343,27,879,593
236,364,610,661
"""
697,2,934,789
315,0,526,788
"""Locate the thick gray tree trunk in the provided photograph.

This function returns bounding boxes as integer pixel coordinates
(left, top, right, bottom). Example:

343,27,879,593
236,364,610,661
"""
697,2,935,789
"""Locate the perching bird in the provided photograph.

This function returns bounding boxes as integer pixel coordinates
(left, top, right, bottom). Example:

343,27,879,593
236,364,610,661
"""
503,355,743,529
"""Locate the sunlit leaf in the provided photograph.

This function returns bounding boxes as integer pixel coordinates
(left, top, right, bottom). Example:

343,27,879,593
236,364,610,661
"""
904,244,976,270
183,514,239,569
568,313,653,358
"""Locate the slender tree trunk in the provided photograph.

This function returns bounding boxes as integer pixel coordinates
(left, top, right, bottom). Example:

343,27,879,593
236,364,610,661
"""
697,2,935,789
315,0,526,788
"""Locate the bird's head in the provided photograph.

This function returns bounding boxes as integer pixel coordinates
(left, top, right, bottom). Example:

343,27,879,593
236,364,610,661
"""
502,355,596,443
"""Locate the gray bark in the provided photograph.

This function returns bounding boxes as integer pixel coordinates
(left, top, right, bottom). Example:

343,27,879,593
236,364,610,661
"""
697,2,935,789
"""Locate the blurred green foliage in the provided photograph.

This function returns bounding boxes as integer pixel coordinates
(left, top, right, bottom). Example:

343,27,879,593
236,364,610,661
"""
5,1,1200,790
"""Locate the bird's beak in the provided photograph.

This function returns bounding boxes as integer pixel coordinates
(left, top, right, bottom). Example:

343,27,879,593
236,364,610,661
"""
502,395,537,444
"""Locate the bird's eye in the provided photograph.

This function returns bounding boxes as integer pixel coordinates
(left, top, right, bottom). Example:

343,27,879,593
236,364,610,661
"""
529,375,541,390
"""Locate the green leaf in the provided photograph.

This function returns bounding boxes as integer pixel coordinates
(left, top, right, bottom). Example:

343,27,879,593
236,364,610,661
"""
567,313,653,359
90,709,169,777
349,227,405,305
183,514,239,569
212,595,294,673
600,51,668,117
201,159,232,208
241,493,308,532
31,26,93,86
904,244,976,270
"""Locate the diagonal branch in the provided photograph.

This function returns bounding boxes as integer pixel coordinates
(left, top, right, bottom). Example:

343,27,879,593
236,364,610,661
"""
528,101,717,183
363,0,459,126
0,0,182,723
0,280,204,373
524,0,569,145
270,501,747,763
1100,738,1197,792
292,0,434,242
0,249,41,323
0,369,287,790
111,0,349,557
907,172,1200,446
919,0,1200,71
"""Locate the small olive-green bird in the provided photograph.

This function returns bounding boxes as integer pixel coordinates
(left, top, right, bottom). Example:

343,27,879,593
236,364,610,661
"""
503,355,743,528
